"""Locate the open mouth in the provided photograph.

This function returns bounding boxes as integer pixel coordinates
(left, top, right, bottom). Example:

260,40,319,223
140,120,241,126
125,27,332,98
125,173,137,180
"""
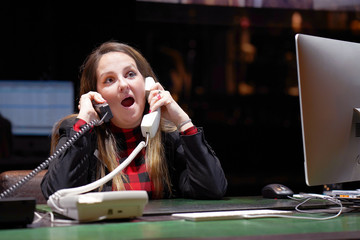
121,97,135,107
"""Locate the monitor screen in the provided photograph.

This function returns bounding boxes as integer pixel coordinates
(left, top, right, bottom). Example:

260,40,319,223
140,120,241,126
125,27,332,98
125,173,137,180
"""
0,80,74,136
296,34,360,186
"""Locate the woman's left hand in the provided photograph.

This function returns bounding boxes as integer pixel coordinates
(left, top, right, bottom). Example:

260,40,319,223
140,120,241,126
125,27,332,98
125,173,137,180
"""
148,83,193,131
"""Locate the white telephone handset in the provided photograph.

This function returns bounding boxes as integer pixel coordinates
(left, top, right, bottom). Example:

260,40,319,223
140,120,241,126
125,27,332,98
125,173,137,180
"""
141,77,161,139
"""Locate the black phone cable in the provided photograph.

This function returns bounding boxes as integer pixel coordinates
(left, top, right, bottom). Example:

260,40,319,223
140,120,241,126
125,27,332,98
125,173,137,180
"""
0,118,100,199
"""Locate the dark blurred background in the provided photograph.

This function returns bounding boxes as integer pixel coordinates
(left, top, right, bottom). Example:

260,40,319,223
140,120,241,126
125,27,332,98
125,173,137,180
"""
1,0,360,197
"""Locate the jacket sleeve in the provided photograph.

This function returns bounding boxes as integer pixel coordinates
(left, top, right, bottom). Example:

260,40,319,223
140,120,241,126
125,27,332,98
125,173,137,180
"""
40,117,97,199
168,128,228,199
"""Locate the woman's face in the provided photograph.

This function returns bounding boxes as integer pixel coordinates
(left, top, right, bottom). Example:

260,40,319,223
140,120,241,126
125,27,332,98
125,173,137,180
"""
96,51,146,129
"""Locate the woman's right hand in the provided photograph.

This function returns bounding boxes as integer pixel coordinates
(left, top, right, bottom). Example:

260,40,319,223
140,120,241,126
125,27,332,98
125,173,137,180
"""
77,91,107,123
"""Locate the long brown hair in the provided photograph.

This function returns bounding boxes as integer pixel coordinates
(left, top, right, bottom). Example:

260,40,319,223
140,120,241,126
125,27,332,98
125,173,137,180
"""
52,42,172,198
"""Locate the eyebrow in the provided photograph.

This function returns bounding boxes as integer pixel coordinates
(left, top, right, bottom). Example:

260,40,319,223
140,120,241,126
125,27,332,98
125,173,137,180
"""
123,63,138,72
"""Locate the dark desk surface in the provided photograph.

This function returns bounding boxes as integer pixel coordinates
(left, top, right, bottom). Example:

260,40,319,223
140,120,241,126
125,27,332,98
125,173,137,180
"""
1,196,360,240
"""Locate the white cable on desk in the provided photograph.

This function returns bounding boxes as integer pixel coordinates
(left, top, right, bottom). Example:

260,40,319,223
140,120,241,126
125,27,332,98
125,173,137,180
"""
277,194,344,220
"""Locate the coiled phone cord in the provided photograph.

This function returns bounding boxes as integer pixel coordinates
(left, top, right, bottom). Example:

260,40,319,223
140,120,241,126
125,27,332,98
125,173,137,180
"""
0,118,101,199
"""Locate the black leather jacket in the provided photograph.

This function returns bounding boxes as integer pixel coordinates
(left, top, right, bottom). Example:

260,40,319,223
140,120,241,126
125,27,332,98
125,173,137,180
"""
41,117,227,200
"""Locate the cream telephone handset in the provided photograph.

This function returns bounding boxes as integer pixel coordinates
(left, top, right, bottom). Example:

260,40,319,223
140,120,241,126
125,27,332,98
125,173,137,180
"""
141,77,161,139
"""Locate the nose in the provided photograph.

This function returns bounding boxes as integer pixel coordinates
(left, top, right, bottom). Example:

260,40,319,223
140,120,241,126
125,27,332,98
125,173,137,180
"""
117,76,129,92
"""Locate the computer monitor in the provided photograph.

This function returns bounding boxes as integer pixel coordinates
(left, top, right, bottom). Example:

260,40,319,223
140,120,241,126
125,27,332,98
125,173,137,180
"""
296,33,360,186
0,80,74,136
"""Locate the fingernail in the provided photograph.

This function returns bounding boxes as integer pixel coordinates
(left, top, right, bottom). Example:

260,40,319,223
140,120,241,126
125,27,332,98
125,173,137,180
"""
148,110,152,113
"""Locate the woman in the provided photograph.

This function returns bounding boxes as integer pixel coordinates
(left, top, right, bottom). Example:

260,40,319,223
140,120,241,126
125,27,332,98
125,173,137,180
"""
41,42,227,200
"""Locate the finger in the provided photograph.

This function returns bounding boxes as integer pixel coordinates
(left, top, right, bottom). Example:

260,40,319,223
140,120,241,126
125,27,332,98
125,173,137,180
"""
77,92,103,122
148,91,161,112
80,91,106,107
147,88,160,103
158,90,171,105
93,94,107,104
157,90,162,100
149,90,171,112
87,91,106,104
